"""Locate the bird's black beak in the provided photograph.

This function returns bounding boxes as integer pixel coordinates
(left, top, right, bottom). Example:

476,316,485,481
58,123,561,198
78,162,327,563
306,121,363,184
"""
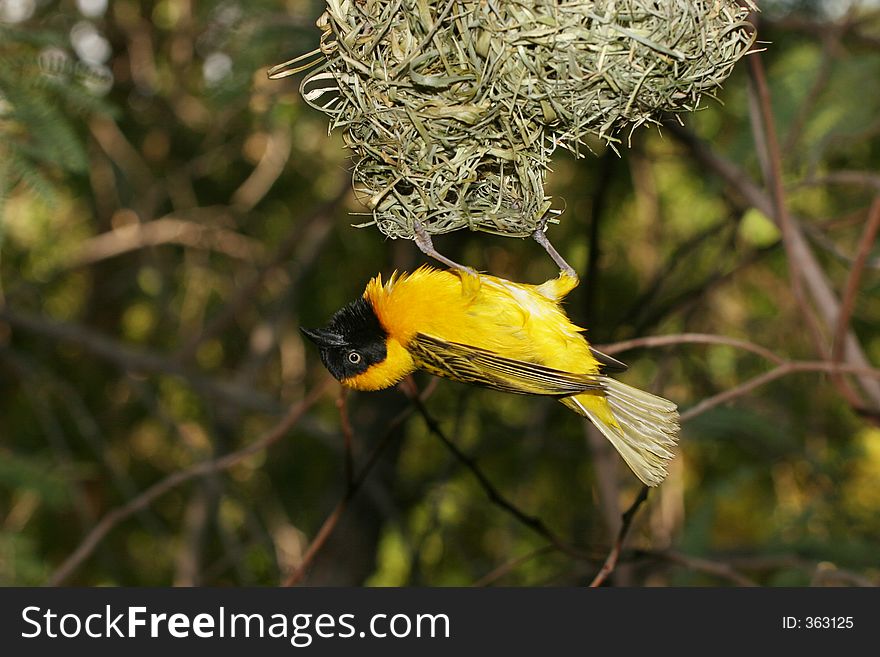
300,326,346,348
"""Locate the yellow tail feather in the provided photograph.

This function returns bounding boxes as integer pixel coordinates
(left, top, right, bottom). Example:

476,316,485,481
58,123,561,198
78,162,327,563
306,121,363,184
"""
563,378,679,487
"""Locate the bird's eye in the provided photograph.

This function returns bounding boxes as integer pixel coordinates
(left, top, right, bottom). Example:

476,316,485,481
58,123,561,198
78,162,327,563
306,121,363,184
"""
348,351,362,364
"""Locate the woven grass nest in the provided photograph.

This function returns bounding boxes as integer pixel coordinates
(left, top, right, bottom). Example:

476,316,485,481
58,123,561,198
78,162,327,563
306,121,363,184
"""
271,0,756,241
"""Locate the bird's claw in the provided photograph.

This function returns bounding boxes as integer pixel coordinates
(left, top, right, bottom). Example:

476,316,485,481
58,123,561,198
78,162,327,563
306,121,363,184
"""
532,225,578,282
412,220,477,275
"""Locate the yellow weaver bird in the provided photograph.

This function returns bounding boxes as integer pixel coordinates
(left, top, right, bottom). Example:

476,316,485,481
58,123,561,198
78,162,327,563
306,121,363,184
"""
301,266,679,486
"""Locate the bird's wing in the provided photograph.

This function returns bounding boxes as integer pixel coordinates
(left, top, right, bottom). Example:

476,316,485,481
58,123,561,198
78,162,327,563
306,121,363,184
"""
410,333,601,396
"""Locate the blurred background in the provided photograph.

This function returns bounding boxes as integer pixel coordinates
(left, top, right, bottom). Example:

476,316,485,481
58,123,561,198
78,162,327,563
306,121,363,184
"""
1,0,879,586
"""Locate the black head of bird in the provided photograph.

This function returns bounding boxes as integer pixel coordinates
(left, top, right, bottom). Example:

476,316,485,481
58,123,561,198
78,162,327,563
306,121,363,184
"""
300,297,388,382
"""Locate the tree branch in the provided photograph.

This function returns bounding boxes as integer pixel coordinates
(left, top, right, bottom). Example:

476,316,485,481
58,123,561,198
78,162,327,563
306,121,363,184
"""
747,51,829,359
666,123,880,406
400,377,595,562
281,380,441,586
634,549,759,586
681,361,880,423
176,182,348,362
49,380,332,585
598,332,785,365
832,196,880,364
0,307,279,412
67,213,265,267
589,485,649,587
473,545,558,587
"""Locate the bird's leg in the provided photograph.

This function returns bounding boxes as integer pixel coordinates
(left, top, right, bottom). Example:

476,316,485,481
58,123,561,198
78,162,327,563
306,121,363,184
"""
412,220,477,275
533,221,579,282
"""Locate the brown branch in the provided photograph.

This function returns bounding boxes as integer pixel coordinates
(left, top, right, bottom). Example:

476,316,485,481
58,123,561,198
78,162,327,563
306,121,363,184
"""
468,356,880,586
799,170,880,191
49,380,332,585
811,563,876,587
400,377,594,562
176,182,348,361
584,424,624,540
473,545,557,587
281,380,441,586
598,333,786,365
666,124,880,406
747,52,829,360
282,500,347,587
680,361,880,423
281,389,357,587
337,388,355,488
0,307,279,412
230,128,292,212
629,550,876,587
725,554,878,587
634,549,759,586
67,213,265,267
801,215,880,272
831,196,880,363
417,342,880,584
89,115,155,193
589,485,650,587
596,332,880,420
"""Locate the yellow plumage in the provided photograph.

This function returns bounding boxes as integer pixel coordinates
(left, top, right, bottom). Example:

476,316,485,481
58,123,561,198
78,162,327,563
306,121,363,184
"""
367,266,585,360
338,266,680,486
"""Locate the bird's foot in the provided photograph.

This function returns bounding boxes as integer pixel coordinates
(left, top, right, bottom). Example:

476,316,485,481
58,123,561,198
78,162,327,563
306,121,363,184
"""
532,221,578,282
412,221,479,278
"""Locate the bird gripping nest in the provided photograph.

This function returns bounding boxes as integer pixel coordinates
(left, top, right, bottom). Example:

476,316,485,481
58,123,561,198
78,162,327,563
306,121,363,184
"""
270,0,756,262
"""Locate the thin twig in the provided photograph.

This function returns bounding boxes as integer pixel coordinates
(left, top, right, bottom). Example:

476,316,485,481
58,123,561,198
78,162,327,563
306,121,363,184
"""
589,485,650,587
634,549,759,586
598,333,786,365
49,380,332,585
599,332,880,420
831,196,880,363
666,123,880,406
0,307,279,412
411,349,880,584
281,381,440,586
725,554,877,586
230,128,292,212
801,211,880,272
799,170,880,191
282,499,348,587
281,389,357,587
176,182,349,362
747,52,829,360
67,213,264,267
336,388,356,488
401,377,594,562
680,361,880,423
473,545,558,587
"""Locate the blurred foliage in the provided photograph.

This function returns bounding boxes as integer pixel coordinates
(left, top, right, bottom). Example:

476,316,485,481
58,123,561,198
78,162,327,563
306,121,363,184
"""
1,0,879,587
